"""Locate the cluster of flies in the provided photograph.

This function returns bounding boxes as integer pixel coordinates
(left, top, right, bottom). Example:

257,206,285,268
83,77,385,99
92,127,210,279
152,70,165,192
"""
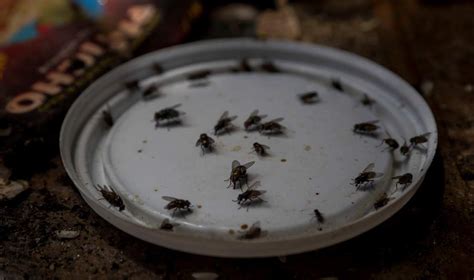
96,58,430,238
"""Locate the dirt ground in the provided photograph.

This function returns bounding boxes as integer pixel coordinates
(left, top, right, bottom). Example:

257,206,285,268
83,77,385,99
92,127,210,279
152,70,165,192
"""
1,0,473,279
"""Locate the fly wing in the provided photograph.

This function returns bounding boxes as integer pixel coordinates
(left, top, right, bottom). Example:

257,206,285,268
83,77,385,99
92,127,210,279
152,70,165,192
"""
260,144,270,149
208,137,215,144
232,160,240,169
392,175,402,179
162,196,178,202
243,161,255,169
367,120,379,124
195,138,201,146
419,132,431,138
248,181,261,190
268,117,284,123
249,110,259,117
227,115,238,121
219,111,229,121
362,163,375,173
168,103,182,109
372,172,384,179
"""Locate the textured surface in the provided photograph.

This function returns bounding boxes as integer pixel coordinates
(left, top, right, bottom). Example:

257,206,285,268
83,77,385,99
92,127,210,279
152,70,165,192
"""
1,0,473,278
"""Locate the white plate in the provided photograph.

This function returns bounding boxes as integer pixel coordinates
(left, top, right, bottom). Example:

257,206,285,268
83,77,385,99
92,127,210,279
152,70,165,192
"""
60,39,437,257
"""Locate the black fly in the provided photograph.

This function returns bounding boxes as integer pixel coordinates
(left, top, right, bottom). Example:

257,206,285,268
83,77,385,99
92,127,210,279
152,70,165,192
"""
260,61,280,73
378,132,399,151
331,79,343,92
353,120,379,135
195,133,215,154
102,109,114,127
233,181,266,211
361,94,375,107
250,142,270,156
299,91,319,104
352,163,383,190
159,218,178,231
313,209,324,223
392,173,413,190
214,111,237,135
244,110,267,131
374,193,390,210
226,160,255,189
258,118,285,135
154,104,184,127
162,196,192,216
410,133,430,148
95,185,125,211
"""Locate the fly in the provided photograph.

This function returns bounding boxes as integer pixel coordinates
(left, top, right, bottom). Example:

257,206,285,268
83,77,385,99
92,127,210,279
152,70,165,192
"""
373,193,390,210
162,196,192,216
102,109,114,127
226,160,255,189
159,218,178,231
353,120,379,135
154,104,184,127
378,132,399,151
352,163,384,190
250,142,270,156
313,209,324,223
392,173,413,190
233,181,266,211
299,91,319,104
214,111,237,135
409,133,430,148
361,94,375,107
188,70,211,80
258,118,285,135
95,185,125,211
244,110,267,131
331,79,343,92
260,61,280,73
195,133,215,154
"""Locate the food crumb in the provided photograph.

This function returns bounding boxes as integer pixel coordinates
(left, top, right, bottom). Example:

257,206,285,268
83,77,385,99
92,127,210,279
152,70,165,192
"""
240,224,248,230
232,145,241,152
243,135,248,139
197,205,202,209
281,159,287,162
309,177,312,180
315,192,319,195
228,229,235,235
137,149,142,153
142,140,147,143
154,189,158,192
304,145,311,151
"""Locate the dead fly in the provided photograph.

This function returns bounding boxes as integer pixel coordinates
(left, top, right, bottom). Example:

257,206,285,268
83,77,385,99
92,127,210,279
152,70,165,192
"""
154,104,184,127
392,173,413,190
95,185,125,211
352,163,383,190
214,111,237,135
226,160,255,189
102,109,114,127
373,193,390,210
258,118,285,135
331,79,344,92
409,133,430,148
125,80,140,92
153,63,164,74
250,142,270,156
299,91,319,104
142,84,159,99
378,132,399,151
244,110,267,131
239,58,252,72
234,181,266,210
195,133,215,154
159,218,178,231
400,140,410,156
260,61,280,73
238,221,264,240
361,94,375,107
162,196,192,216
187,70,211,81
353,120,379,135
313,209,324,223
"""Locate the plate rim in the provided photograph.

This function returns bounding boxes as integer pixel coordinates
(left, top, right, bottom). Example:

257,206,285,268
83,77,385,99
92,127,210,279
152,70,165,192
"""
60,38,437,257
